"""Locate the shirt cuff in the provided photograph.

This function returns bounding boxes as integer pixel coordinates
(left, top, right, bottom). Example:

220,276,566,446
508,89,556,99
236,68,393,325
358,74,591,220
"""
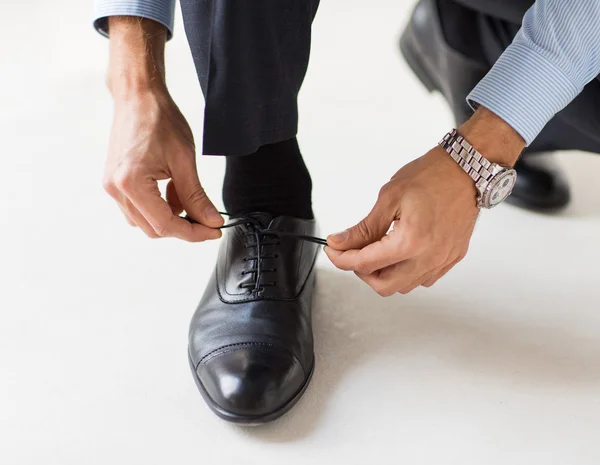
467,42,580,146
93,1,175,40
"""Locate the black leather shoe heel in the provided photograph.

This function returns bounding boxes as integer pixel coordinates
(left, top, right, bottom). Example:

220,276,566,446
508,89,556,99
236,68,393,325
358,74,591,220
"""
505,155,571,211
400,23,438,93
398,0,488,124
188,213,320,425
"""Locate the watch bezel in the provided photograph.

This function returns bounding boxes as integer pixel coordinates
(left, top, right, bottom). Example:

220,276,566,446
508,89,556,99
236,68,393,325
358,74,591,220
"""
480,168,517,208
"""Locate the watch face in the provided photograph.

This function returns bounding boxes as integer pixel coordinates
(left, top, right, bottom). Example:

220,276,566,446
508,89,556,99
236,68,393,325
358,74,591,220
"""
487,170,517,207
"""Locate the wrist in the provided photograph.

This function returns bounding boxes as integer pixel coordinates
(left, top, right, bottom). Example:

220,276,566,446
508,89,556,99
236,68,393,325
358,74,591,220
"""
107,17,168,99
458,106,525,167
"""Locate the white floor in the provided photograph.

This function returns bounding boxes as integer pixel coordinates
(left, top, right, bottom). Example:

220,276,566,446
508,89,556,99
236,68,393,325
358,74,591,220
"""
3,1,600,463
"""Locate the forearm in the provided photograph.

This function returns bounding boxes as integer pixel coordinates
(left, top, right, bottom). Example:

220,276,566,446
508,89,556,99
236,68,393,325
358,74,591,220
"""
458,106,525,167
467,0,600,146
107,17,168,99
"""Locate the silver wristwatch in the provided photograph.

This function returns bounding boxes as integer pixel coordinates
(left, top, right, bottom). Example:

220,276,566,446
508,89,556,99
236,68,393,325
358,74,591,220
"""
439,129,517,209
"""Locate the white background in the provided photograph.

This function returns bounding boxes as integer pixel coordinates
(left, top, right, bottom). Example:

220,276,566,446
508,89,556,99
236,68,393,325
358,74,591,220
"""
2,0,600,464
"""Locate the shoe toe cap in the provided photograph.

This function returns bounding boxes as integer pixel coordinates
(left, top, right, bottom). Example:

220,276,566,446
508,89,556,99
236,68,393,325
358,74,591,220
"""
197,347,306,418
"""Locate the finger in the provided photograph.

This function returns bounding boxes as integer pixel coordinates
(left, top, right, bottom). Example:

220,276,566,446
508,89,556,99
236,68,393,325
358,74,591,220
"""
398,269,437,295
117,204,137,227
119,197,160,238
421,259,460,288
354,259,423,297
166,179,184,215
327,196,396,251
171,156,224,228
124,177,222,242
104,177,154,233
324,221,418,275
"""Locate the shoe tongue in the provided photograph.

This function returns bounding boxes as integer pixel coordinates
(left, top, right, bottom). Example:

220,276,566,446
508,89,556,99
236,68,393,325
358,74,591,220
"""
232,212,274,229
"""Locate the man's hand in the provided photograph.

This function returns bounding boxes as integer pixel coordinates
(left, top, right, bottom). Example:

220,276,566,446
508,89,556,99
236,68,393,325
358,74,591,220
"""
102,17,223,241
325,107,525,295
325,148,479,295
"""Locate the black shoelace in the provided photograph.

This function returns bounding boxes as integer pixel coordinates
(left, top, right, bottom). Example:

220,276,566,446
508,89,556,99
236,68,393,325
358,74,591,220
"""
185,213,327,293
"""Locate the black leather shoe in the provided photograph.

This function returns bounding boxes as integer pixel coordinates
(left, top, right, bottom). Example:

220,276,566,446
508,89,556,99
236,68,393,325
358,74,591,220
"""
506,155,571,211
399,0,487,125
188,213,319,424
399,0,571,211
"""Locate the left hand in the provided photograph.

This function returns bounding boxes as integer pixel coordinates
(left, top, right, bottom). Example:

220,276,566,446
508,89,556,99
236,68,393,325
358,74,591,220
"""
325,146,480,295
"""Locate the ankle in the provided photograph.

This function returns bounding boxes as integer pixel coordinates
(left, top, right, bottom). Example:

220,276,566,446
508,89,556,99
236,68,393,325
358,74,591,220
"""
222,138,314,219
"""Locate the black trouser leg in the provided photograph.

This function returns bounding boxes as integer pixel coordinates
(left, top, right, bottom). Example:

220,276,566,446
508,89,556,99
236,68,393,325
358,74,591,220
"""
180,0,320,156
440,0,600,153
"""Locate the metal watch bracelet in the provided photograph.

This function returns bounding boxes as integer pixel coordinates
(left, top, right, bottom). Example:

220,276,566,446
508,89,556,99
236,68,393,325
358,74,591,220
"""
439,129,495,189
438,129,518,209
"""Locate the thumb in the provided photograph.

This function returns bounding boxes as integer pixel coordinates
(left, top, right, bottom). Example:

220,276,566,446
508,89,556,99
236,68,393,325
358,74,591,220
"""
327,203,393,251
171,161,224,228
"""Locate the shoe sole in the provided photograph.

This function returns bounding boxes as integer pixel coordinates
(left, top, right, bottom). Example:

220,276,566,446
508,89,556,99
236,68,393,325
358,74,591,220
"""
504,193,570,212
187,350,315,426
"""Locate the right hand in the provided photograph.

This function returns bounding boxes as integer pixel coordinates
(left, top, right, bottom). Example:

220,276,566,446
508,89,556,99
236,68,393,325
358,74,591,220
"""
102,16,223,242
103,89,224,241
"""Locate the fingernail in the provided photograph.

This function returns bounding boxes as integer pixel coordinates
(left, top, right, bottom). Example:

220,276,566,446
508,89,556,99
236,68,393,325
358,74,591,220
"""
205,206,222,220
329,229,349,243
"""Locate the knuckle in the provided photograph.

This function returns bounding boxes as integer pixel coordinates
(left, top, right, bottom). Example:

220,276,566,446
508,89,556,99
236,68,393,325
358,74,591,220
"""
378,183,392,200
113,167,135,192
377,184,398,210
102,176,115,195
354,259,373,275
326,254,346,270
185,185,208,204
373,281,395,297
177,140,196,156
357,266,372,276
153,222,171,237
337,263,352,272
355,220,372,241
430,250,448,267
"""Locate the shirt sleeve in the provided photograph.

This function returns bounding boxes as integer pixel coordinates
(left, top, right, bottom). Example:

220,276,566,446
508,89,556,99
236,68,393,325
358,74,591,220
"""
93,0,176,40
467,1,600,146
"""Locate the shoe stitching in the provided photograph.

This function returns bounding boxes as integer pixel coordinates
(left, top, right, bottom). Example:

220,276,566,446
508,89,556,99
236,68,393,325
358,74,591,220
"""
198,342,306,375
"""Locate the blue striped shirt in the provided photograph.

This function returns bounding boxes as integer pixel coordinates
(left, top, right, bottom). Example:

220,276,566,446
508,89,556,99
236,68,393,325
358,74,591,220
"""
93,0,600,146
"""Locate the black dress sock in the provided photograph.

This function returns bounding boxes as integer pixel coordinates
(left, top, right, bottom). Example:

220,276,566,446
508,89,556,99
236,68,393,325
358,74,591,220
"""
222,137,314,219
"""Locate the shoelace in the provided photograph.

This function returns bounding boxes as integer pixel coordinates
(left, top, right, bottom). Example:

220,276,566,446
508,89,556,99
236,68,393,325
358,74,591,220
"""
185,213,327,293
